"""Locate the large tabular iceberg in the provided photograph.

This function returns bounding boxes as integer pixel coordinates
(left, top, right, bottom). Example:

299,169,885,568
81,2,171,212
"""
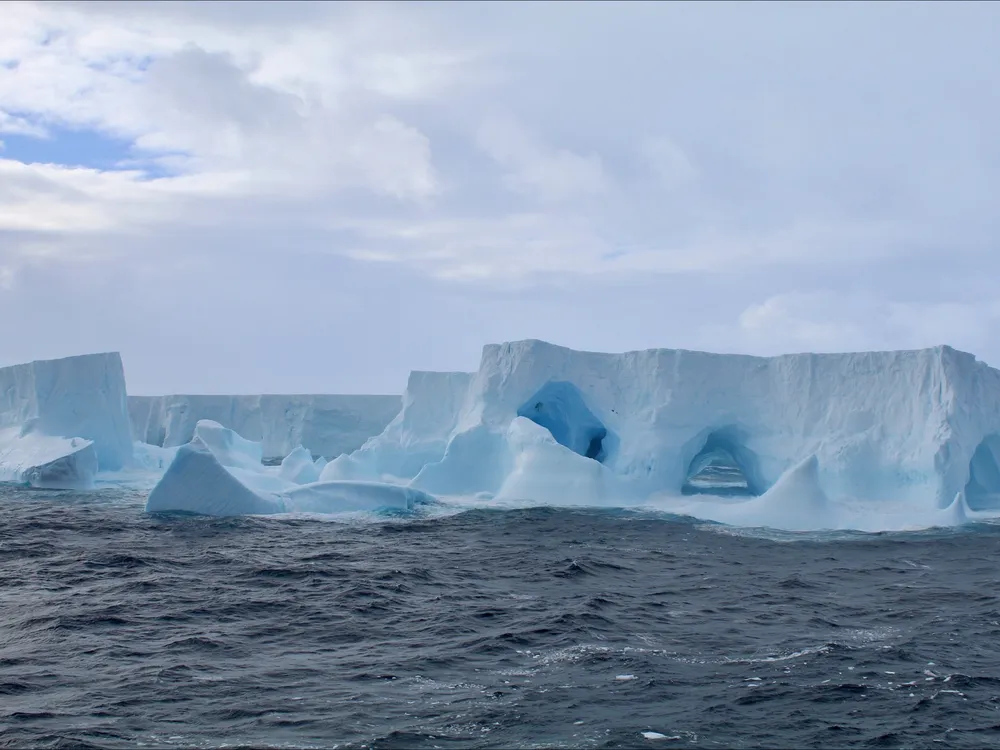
0,352,133,488
315,339,1000,530
129,394,401,459
12,340,1000,531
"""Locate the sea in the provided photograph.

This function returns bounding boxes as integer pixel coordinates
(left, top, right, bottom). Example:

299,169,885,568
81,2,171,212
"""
3,484,1000,749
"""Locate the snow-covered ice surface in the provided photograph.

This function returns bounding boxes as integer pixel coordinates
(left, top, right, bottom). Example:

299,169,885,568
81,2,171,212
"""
0,353,133,488
128,393,401,459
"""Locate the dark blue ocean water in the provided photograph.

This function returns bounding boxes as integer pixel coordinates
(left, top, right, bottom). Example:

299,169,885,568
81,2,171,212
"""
4,486,1000,749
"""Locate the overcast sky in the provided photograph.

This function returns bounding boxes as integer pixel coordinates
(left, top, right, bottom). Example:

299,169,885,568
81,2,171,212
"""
1,1,998,394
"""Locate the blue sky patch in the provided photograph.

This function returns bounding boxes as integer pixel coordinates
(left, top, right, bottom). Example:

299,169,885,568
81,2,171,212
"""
0,123,174,178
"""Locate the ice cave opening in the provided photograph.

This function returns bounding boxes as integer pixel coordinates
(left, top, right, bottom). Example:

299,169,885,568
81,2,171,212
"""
964,436,1000,510
682,430,760,497
516,381,611,463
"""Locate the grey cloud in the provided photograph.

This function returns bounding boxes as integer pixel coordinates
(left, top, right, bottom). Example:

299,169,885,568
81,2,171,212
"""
3,1,1000,390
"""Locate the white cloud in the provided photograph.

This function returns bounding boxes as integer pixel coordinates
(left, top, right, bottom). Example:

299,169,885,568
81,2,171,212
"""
475,115,609,202
0,109,47,137
0,265,14,290
2,1,1000,389
640,136,698,189
0,160,150,232
0,158,253,234
0,1,453,200
736,292,876,353
336,213,608,281
3,1,997,283
715,291,1000,364
349,117,439,201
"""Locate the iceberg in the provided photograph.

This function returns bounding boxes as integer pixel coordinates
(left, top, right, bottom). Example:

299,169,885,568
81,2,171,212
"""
129,394,401,459
0,429,98,489
321,371,474,482
278,445,323,484
320,339,1000,529
146,436,282,516
0,353,133,488
14,340,1000,531
145,420,436,516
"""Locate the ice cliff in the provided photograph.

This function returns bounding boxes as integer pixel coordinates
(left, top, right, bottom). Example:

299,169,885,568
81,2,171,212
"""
317,340,1000,527
0,353,133,488
129,394,401,459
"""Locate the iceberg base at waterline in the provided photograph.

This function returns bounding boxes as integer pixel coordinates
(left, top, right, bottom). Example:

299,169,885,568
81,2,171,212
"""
148,414,999,533
144,420,436,516
648,454,978,533
11,340,1000,533
315,339,1000,532
0,427,99,490
0,351,134,489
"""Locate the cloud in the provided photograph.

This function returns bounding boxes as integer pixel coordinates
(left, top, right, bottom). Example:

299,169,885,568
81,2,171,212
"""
0,1,453,198
640,136,699,189
3,2,999,278
0,157,252,235
335,213,608,281
735,292,880,353
0,265,14,290
2,1,1000,389
475,115,609,202
0,109,47,137
711,291,1000,366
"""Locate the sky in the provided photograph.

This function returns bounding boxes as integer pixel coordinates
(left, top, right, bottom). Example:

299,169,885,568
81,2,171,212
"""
1,1,999,395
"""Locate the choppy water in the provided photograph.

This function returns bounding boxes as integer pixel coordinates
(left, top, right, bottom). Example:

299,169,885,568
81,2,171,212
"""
4,486,1000,748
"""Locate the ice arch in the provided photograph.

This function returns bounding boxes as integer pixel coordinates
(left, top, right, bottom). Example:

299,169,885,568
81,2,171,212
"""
681,428,762,496
964,435,1000,510
516,381,612,463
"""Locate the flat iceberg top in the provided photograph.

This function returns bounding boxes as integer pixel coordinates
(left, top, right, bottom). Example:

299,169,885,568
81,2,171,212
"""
487,338,973,361
0,350,124,371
